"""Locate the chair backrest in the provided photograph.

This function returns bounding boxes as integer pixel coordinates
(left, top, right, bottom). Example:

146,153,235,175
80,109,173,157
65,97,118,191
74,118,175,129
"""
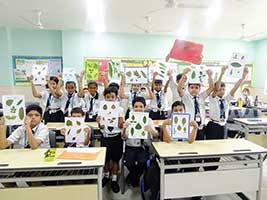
242,108,259,118
49,130,56,148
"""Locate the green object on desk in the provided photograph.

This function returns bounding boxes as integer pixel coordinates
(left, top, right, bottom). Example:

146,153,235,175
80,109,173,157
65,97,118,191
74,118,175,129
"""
44,148,56,162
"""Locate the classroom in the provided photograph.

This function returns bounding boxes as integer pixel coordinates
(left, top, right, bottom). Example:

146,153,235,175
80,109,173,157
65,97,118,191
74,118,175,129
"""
1,0,267,200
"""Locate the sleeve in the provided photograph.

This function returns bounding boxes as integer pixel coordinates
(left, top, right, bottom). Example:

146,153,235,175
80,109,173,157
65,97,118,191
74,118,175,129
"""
119,107,124,117
35,125,49,143
40,90,49,102
225,93,234,104
7,126,24,144
199,90,208,101
169,79,177,93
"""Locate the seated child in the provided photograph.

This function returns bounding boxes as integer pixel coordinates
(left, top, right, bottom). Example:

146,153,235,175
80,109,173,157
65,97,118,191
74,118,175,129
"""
60,107,91,147
122,97,158,187
0,104,50,149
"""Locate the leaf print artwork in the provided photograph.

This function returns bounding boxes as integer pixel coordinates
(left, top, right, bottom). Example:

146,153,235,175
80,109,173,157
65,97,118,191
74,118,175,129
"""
17,99,23,106
128,112,149,139
182,117,187,125
131,127,134,136
111,104,116,110
231,62,242,68
66,120,72,126
177,125,182,131
171,113,190,139
126,71,132,77
135,123,142,130
76,121,81,126
6,99,13,106
76,129,82,134
140,71,147,78
174,116,179,124
141,131,145,136
191,71,196,79
103,104,108,110
142,116,147,124
18,107,24,120
65,117,85,144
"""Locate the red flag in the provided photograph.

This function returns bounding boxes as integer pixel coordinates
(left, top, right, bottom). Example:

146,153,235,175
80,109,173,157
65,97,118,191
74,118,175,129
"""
166,39,204,64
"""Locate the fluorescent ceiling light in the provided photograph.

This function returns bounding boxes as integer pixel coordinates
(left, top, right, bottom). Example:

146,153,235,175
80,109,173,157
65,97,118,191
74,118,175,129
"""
86,0,105,33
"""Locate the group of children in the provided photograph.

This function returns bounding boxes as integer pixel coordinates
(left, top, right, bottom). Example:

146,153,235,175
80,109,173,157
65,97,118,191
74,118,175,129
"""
0,65,250,198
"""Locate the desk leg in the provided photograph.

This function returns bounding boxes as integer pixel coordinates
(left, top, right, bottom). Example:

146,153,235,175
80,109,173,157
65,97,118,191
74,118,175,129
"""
160,158,164,200
256,154,263,200
98,167,103,200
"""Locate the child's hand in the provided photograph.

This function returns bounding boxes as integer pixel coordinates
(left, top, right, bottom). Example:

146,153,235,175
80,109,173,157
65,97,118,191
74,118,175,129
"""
153,71,158,78
242,66,249,80
162,119,171,126
24,116,32,128
45,75,50,83
96,116,101,124
190,121,198,129
144,125,153,133
57,73,63,80
0,117,5,126
206,69,213,77
84,127,91,137
60,128,66,136
118,118,124,129
123,122,130,129
221,65,228,74
28,75,34,83
167,69,173,77
183,67,191,75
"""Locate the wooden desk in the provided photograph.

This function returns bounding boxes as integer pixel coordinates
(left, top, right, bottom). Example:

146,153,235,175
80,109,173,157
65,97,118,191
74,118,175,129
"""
153,139,267,200
0,148,106,200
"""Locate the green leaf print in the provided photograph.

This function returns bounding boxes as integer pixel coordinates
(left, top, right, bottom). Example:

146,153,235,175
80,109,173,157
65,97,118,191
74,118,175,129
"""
66,120,72,126
142,116,147,124
135,123,142,130
6,99,13,106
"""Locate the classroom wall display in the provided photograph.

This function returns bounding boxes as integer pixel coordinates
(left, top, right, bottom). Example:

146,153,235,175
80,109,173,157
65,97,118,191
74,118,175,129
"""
99,101,120,128
13,56,63,86
84,59,109,83
153,61,178,84
227,52,246,79
171,113,190,139
64,117,85,144
124,66,149,84
166,39,204,65
2,95,25,125
127,112,149,139
63,68,77,83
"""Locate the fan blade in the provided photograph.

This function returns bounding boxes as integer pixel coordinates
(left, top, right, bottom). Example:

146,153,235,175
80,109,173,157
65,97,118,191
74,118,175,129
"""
177,3,208,9
145,7,167,15
132,24,150,33
37,11,43,27
19,16,37,26
244,33,265,40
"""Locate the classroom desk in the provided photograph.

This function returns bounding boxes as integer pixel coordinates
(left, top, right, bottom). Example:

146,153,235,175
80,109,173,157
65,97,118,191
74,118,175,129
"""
0,147,106,200
233,118,267,136
153,139,267,200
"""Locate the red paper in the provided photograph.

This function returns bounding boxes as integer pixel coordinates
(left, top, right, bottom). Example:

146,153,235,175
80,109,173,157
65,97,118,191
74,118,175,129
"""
166,39,204,64
97,60,109,83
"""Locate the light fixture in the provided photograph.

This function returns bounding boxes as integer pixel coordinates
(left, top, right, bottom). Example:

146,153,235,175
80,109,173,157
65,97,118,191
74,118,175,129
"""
86,0,105,33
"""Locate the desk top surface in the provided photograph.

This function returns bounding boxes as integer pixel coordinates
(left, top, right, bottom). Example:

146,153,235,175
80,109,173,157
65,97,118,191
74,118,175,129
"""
152,139,267,158
0,147,106,170
233,118,267,125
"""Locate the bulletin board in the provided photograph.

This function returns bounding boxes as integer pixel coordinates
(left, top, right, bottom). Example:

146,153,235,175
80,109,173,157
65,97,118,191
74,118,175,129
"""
12,56,63,86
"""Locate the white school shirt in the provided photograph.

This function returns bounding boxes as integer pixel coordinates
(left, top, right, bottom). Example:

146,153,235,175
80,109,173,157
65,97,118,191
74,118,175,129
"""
83,92,104,116
40,89,62,109
126,90,147,109
180,91,208,129
60,92,83,115
169,79,181,102
125,117,155,147
7,122,50,149
100,106,124,137
149,90,168,111
209,94,233,126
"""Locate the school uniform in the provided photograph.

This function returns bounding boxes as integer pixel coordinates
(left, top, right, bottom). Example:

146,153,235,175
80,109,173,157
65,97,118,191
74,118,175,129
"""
125,90,147,119
83,92,102,122
149,91,168,120
169,79,181,102
124,117,155,185
41,90,64,124
60,92,83,117
204,94,233,171
7,122,50,148
100,106,124,163
180,91,208,140
241,95,254,107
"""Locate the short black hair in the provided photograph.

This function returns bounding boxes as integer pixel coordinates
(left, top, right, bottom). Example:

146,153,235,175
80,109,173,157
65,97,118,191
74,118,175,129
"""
176,73,183,82
132,96,146,107
65,81,76,87
188,83,201,87
108,82,120,90
171,101,185,111
87,81,98,88
45,76,59,88
26,104,43,116
103,87,118,97
71,107,85,116
154,79,163,84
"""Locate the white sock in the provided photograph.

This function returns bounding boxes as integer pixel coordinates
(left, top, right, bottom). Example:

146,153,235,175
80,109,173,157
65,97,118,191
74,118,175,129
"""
104,171,110,178
112,174,117,182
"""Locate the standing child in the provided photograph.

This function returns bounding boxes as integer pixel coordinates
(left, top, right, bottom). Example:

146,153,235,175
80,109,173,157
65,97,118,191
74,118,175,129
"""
177,68,214,140
0,104,50,149
240,87,254,107
122,97,158,187
60,107,91,147
31,76,64,124
119,73,154,119
167,69,183,102
96,87,124,193
149,72,169,120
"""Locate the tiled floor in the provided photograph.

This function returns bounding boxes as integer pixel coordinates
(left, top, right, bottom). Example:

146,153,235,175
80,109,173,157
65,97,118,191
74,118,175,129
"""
103,160,267,200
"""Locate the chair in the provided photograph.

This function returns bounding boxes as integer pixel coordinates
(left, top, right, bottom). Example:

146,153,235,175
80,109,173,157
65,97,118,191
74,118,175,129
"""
88,126,95,147
49,130,57,148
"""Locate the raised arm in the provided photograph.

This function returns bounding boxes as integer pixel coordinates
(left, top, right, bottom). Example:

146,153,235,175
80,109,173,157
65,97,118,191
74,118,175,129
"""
212,66,228,97
162,119,171,143
0,118,10,149
118,72,128,99
101,71,109,89
205,69,214,96
77,71,84,98
30,76,42,98
230,66,249,97
55,74,63,97
146,82,155,100
177,68,190,98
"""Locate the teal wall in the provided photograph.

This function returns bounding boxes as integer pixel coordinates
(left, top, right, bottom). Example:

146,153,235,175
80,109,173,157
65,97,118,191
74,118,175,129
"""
0,27,265,88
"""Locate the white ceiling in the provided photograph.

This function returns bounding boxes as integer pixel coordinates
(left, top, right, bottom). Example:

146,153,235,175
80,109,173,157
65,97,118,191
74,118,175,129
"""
0,0,267,40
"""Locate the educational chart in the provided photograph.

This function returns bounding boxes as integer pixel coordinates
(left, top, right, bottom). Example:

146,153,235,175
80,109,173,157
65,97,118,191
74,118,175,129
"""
187,65,207,84
13,56,63,85
128,112,149,139
65,117,85,144
84,59,109,83
171,113,190,139
31,64,48,85
2,95,25,126
227,52,246,79
124,66,149,84
99,101,120,128
63,68,77,83
108,59,121,81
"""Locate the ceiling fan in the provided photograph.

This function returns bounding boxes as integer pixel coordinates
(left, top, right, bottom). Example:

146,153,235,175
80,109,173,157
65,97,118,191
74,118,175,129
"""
19,11,44,29
240,24,264,41
145,0,208,15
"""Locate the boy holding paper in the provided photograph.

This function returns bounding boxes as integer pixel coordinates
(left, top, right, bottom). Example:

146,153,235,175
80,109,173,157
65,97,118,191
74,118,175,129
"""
122,97,158,187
